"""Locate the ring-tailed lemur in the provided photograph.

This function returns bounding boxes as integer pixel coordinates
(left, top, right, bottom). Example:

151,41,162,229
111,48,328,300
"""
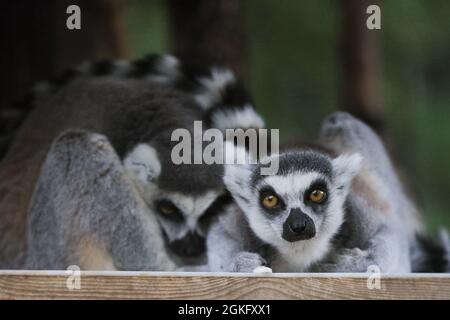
208,112,440,273
0,54,264,270
208,143,362,272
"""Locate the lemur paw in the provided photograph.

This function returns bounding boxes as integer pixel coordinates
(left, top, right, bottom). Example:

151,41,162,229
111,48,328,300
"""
333,248,373,272
253,266,273,274
230,252,267,273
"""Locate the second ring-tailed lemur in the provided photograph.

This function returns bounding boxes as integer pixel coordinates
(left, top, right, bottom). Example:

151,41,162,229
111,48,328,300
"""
208,112,442,273
0,54,264,270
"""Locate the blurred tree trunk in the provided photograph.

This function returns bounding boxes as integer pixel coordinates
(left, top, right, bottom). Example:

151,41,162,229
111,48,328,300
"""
341,0,384,134
166,0,247,79
0,0,127,157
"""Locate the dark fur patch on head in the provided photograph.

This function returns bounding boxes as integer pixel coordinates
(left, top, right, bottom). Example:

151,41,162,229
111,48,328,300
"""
156,136,225,195
107,87,203,158
252,150,333,187
275,151,333,177
159,160,224,196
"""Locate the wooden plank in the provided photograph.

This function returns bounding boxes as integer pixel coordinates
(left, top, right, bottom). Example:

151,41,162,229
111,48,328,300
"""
0,271,450,300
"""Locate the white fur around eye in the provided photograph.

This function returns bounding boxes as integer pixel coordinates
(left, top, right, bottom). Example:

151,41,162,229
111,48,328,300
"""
123,143,161,185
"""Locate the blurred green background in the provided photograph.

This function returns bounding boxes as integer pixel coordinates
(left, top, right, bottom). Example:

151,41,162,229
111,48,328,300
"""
125,0,450,232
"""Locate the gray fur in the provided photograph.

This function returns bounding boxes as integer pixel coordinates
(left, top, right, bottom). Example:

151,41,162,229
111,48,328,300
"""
315,112,421,273
207,204,269,272
26,131,175,270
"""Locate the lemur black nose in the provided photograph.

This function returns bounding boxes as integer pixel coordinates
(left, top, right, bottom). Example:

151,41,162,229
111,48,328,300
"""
291,220,307,233
170,231,206,257
282,208,316,242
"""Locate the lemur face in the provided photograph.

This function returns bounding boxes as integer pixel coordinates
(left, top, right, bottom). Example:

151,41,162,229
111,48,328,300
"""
152,190,229,257
124,143,229,259
224,150,362,249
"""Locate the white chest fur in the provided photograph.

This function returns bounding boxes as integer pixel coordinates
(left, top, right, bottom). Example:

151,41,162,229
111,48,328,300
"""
270,237,330,272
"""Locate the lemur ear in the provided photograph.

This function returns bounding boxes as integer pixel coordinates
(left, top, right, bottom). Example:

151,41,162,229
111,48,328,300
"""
223,142,254,200
123,143,161,185
331,153,363,187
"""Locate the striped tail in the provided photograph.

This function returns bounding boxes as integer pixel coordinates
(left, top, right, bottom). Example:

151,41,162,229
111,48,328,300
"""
174,63,265,131
412,229,450,272
0,54,265,158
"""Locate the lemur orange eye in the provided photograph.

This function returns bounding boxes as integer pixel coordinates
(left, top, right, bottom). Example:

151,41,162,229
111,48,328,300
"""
309,189,326,203
262,194,279,209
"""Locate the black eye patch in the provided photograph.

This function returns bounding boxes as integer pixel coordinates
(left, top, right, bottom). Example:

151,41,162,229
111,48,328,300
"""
259,185,286,213
304,179,329,206
154,199,184,221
